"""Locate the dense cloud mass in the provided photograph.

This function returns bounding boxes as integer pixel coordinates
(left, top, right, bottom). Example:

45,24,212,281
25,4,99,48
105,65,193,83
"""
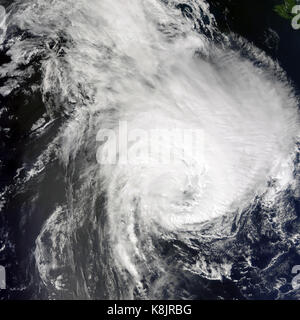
0,0,299,300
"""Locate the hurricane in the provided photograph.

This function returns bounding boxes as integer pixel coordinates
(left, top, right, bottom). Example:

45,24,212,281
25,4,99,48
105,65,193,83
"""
0,0,299,300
